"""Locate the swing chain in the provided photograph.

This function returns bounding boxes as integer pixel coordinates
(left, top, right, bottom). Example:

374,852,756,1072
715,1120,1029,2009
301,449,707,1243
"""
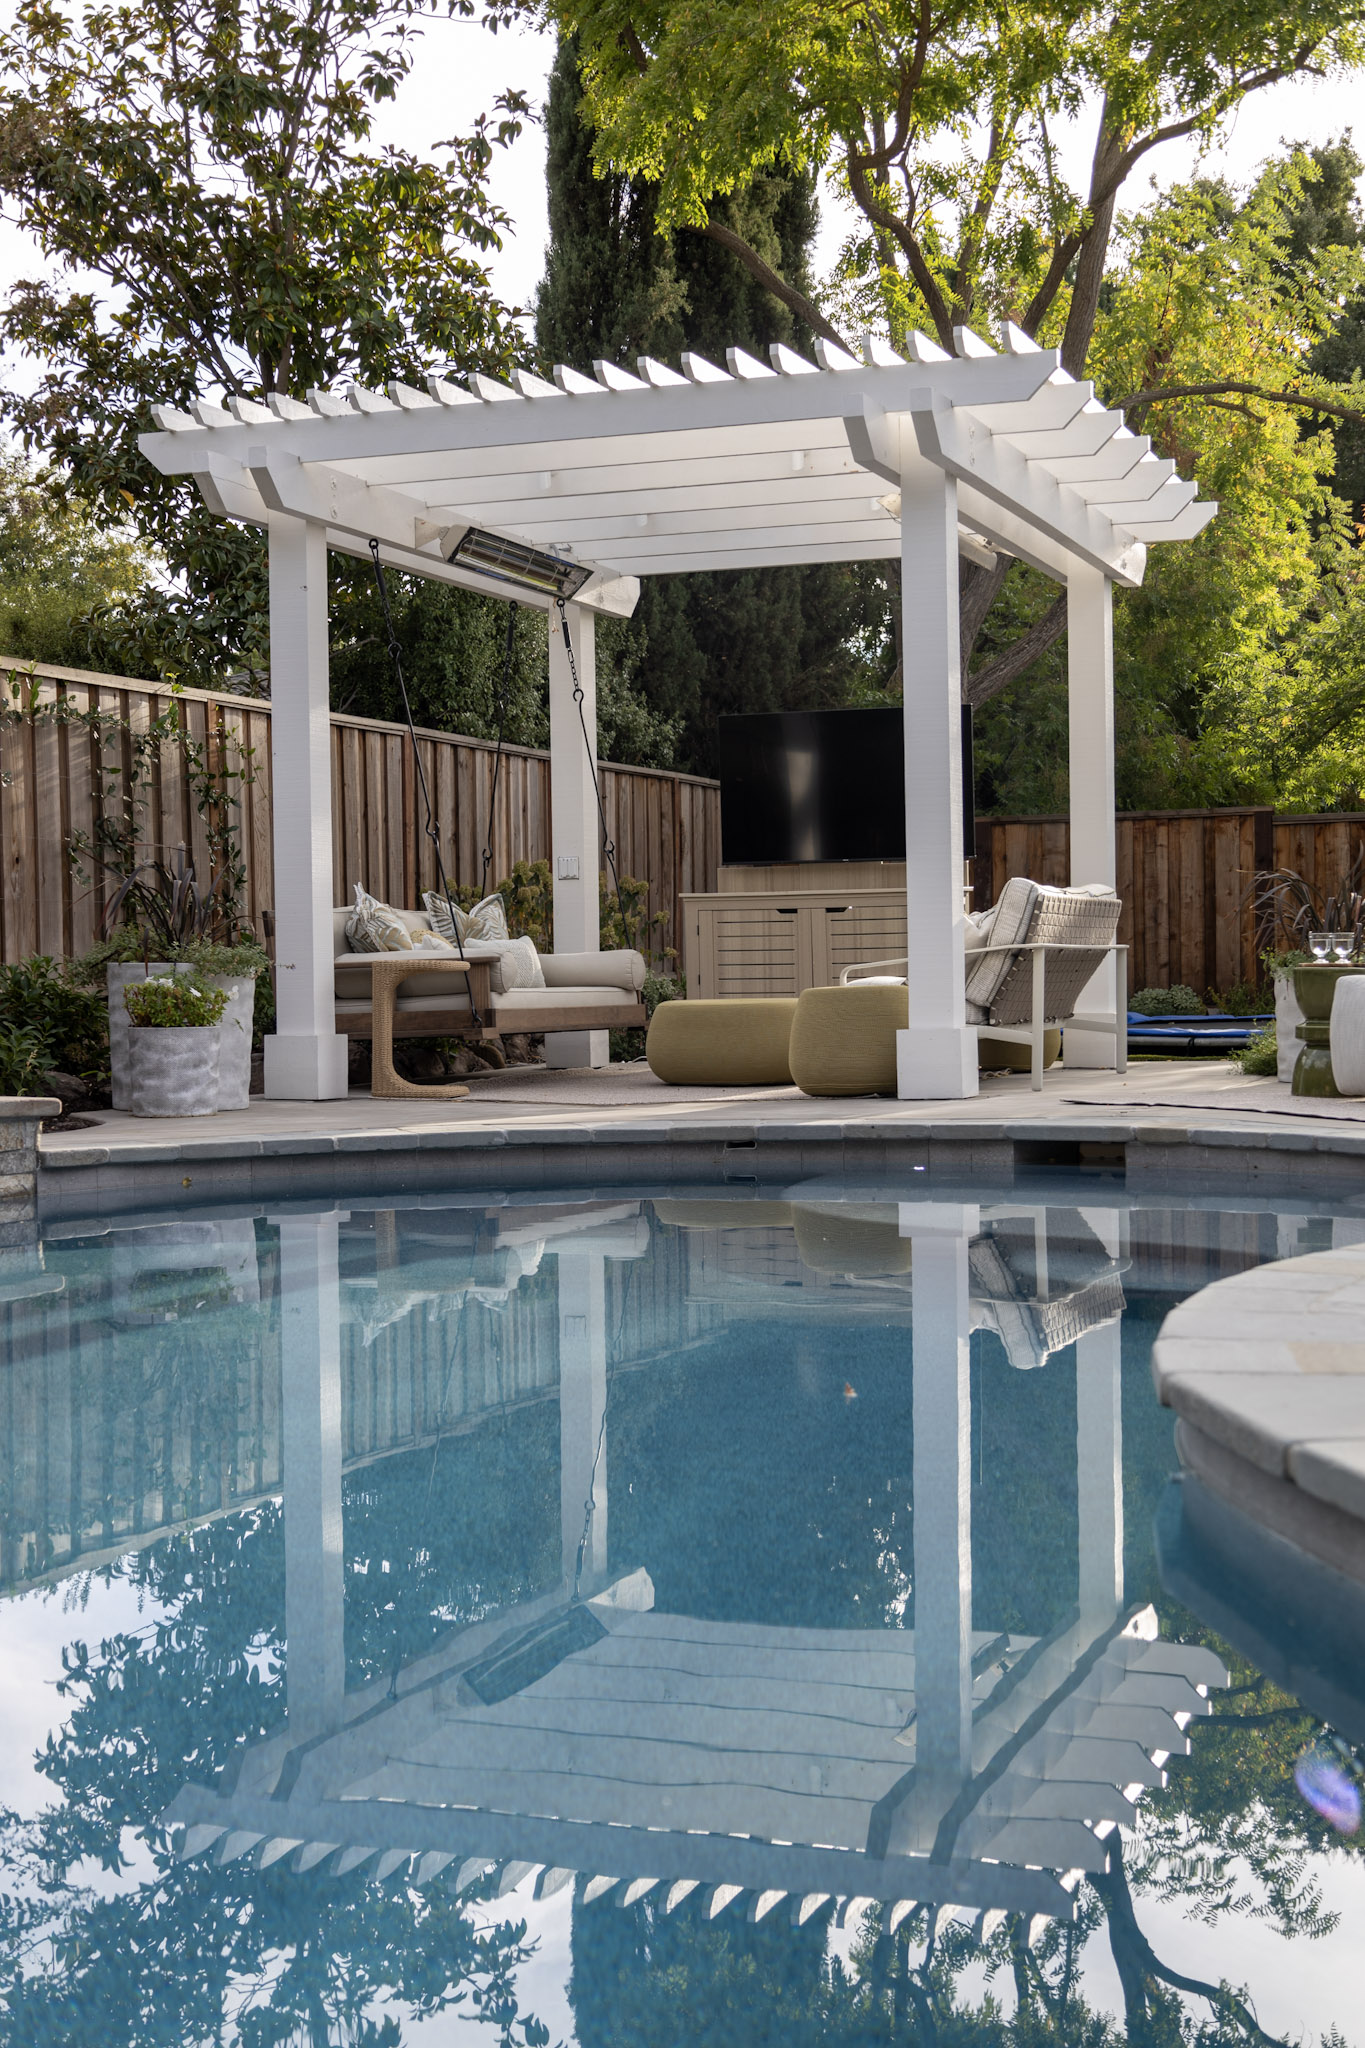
367,539,484,1029
554,595,630,945
480,600,517,903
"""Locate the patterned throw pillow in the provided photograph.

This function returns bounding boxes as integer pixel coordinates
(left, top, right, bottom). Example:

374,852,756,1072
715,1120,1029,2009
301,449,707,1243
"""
347,886,417,954
422,889,510,946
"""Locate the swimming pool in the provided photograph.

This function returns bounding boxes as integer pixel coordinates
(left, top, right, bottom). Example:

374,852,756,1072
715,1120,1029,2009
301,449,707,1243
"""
0,1179,1361,2044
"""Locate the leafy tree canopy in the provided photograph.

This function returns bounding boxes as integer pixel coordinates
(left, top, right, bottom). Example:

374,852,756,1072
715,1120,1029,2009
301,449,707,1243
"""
973,147,1365,811
0,0,576,746
0,449,153,670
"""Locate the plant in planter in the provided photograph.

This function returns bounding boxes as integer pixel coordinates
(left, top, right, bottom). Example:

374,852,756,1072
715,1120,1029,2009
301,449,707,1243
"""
123,974,228,1118
1247,859,1365,1086
92,850,267,1112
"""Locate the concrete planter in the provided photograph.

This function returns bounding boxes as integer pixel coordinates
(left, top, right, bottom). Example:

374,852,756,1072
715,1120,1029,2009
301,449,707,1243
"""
1273,975,1303,1086
109,965,255,1110
200,973,255,1110
127,1025,221,1117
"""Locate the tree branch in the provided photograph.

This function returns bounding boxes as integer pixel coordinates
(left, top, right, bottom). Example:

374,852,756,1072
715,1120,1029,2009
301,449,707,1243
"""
1121,380,1365,431
965,592,1068,707
681,218,849,350
844,148,954,350
1096,1834,1290,2048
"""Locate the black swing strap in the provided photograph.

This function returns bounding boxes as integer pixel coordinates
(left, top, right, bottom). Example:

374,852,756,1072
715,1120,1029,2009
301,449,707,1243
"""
554,594,629,942
367,539,483,1029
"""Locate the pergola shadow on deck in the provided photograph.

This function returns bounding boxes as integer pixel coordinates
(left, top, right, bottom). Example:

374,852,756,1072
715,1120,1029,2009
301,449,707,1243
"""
141,325,1213,1103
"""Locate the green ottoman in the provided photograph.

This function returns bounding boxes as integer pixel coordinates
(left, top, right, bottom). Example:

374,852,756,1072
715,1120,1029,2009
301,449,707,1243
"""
646,997,798,1085
789,982,909,1097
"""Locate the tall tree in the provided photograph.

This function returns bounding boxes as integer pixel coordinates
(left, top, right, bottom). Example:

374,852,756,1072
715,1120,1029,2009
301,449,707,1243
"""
535,38,894,775
517,0,1365,711
0,0,532,717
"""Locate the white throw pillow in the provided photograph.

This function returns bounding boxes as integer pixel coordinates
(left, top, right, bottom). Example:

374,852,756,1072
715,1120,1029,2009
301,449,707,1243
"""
466,935,546,993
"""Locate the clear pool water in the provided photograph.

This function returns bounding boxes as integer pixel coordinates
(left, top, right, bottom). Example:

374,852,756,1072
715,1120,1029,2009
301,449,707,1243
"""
1,1178,1362,2045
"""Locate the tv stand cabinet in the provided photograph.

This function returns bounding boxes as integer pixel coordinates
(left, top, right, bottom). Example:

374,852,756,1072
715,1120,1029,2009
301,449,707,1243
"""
681,866,909,1000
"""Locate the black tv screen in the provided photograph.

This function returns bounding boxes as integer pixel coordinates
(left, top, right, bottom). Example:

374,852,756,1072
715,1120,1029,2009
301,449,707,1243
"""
719,707,974,864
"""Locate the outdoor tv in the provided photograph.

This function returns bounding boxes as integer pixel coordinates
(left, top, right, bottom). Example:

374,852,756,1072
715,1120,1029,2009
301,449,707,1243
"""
718,706,974,864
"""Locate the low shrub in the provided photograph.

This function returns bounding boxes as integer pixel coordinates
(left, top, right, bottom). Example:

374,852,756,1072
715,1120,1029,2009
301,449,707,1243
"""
124,975,228,1028
1208,979,1273,1016
0,1019,55,1095
1233,1023,1278,1076
1129,984,1204,1017
0,955,110,1089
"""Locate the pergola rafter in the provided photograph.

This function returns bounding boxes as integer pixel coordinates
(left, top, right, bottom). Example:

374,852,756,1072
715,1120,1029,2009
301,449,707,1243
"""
139,325,1216,1103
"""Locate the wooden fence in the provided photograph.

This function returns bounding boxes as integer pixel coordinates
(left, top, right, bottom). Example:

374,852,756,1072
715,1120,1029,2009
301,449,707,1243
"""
975,807,1365,996
0,661,721,967
5,657,1365,995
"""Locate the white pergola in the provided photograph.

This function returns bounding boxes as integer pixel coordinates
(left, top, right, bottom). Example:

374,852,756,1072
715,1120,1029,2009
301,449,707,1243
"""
140,323,1215,1102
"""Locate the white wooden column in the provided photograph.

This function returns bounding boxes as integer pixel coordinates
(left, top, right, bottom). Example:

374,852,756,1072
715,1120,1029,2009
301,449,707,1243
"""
898,439,977,1099
888,1203,977,1854
547,599,607,1068
263,514,349,1100
280,1210,346,1739
1076,1319,1125,1629
1066,564,1119,1064
558,1246,608,1590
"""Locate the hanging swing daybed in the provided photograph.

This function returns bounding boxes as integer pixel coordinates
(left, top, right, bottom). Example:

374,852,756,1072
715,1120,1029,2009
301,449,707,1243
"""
331,557,647,1101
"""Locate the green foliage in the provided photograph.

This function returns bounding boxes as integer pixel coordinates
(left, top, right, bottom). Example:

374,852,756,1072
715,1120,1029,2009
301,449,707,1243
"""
0,0,528,695
1234,1022,1278,1073
1130,984,1204,1016
0,1017,53,1095
0,451,153,671
536,38,895,774
1209,979,1271,1016
124,973,228,1027
975,148,1365,812
0,953,110,1085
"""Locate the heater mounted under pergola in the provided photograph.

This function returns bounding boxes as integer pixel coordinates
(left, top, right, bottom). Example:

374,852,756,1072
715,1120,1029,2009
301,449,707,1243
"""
140,323,1215,1102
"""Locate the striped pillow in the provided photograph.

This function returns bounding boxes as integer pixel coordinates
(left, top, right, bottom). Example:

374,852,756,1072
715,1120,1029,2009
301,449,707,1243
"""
423,889,511,947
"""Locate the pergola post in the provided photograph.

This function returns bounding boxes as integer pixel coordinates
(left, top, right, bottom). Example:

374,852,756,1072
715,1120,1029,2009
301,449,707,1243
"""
1066,564,1119,1061
547,599,607,1069
263,514,349,1101
279,1210,346,1739
897,440,977,1100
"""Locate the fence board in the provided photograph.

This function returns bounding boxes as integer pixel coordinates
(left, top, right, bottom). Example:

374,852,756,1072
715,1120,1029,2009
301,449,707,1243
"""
13,655,1365,992
0,660,721,968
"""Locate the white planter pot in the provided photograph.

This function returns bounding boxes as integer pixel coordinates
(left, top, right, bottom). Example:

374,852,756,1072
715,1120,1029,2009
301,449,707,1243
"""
127,1025,221,1117
107,962,188,1109
1274,976,1303,1086
200,973,256,1109
1330,976,1365,1097
109,964,255,1110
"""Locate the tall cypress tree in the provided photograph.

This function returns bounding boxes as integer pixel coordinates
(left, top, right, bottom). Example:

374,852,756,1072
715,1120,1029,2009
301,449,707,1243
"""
536,40,894,776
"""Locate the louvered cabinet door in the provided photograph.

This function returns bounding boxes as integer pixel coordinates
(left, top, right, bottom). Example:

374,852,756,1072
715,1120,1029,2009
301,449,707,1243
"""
817,897,909,986
684,898,807,997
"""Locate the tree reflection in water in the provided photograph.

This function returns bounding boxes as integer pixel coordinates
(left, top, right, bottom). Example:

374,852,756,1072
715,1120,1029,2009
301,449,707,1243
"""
0,1191,1361,2045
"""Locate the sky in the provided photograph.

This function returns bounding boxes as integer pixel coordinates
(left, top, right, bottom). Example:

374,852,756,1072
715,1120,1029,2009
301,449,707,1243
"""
0,10,1362,380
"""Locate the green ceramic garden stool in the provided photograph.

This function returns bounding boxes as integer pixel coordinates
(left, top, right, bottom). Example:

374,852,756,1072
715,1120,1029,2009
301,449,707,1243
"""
1291,963,1365,1096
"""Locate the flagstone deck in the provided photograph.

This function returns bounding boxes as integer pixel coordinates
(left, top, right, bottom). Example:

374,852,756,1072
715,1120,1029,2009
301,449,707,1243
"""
35,1056,1365,1219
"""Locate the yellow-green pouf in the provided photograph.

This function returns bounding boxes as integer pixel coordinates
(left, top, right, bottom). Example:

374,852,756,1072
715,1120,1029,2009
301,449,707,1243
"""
978,1029,1062,1073
646,997,798,1085
789,982,908,1097
792,1204,913,1276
